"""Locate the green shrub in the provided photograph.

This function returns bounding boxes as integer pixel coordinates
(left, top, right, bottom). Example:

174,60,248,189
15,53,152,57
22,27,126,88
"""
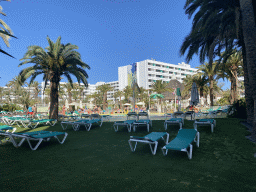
0,103,22,112
227,98,247,119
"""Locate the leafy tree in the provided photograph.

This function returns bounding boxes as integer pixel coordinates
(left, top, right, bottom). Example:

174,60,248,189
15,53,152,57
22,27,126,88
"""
18,36,90,119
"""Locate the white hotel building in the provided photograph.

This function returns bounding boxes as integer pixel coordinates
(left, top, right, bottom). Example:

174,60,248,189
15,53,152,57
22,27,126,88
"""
118,59,198,90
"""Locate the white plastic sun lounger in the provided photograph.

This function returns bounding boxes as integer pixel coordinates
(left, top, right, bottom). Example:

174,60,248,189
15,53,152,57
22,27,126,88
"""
129,132,169,155
0,125,17,144
0,130,68,150
61,119,89,130
193,119,216,133
72,119,103,131
164,118,184,130
133,119,152,132
162,129,200,159
28,119,57,129
113,120,135,132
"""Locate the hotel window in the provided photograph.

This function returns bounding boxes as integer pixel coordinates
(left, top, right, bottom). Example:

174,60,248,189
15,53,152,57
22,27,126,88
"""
153,63,156,66
156,69,161,72
190,70,193,72
156,64,161,67
169,72,173,74
166,66,169,68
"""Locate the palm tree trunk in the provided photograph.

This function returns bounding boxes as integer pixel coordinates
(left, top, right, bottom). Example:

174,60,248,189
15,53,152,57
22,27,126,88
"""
230,78,234,104
240,0,256,139
49,76,59,119
209,75,214,106
242,41,254,125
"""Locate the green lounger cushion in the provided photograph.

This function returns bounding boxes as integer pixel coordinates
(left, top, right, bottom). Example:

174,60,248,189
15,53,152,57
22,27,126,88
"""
15,131,51,136
0,125,14,129
164,129,197,150
115,120,135,124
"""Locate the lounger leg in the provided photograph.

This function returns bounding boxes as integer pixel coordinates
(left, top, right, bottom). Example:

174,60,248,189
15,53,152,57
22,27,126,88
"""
86,124,92,131
61,123,69,130
73,124,80,131
114,125,118,132
149,142,158,155
196,132,200,147
128,125,131,132
211,124,214,133
26,138,43,150
54,133,68,144
194,124,197,131
162,148,168,156
164,122,167,130
128,140,137,152
133,125,136,132
187,144,193,159
180,123,182,130
147,124,149,132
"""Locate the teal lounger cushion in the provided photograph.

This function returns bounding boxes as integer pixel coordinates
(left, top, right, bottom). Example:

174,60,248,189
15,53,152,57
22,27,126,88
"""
164,129,197,150
168,118,182,121
198,119,214,123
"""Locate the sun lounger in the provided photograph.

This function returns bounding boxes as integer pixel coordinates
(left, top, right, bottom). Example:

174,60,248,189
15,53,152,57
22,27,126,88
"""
164,118,184,130
60,119,88,130
0,126,16,144
0,130,68,150
129,132,169,155
73,119,103,131
194,119,216,133
28,119,57,129
162,129,200,159
113,120,136,132
133,119,152,132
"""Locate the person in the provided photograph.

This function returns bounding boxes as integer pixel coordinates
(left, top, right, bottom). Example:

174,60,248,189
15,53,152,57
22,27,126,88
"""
62,105,66,116
27,106,33,116
32,105,37,118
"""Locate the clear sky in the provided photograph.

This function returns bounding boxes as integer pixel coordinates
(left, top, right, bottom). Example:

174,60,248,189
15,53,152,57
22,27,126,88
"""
0,0,230,89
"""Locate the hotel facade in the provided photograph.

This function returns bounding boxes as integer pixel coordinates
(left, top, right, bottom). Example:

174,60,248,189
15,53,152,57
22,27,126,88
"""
118,59,198,91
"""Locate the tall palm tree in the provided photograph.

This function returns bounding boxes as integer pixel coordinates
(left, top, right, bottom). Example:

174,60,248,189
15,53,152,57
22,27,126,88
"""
0,0,17,58
196,62,220,106
217,49,243,104
240,0,256,138
96,84,113,110
18,36,90,119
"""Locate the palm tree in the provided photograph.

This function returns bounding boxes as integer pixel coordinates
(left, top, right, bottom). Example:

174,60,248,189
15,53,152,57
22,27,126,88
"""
123,86,132,104
18,36,90,119
115,90,123,109
240,0,256,138
96,84,113,110
63,83,73,103
30,81,41,102
182,0,256,138
217,49,243,104
0,0,17,58
151,80,170,112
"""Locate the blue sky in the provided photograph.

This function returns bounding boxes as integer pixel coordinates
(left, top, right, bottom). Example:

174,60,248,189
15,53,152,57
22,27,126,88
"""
0,0,230,89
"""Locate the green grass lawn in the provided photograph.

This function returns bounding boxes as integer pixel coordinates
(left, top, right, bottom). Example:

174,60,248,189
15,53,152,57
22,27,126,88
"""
1,118,256,192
